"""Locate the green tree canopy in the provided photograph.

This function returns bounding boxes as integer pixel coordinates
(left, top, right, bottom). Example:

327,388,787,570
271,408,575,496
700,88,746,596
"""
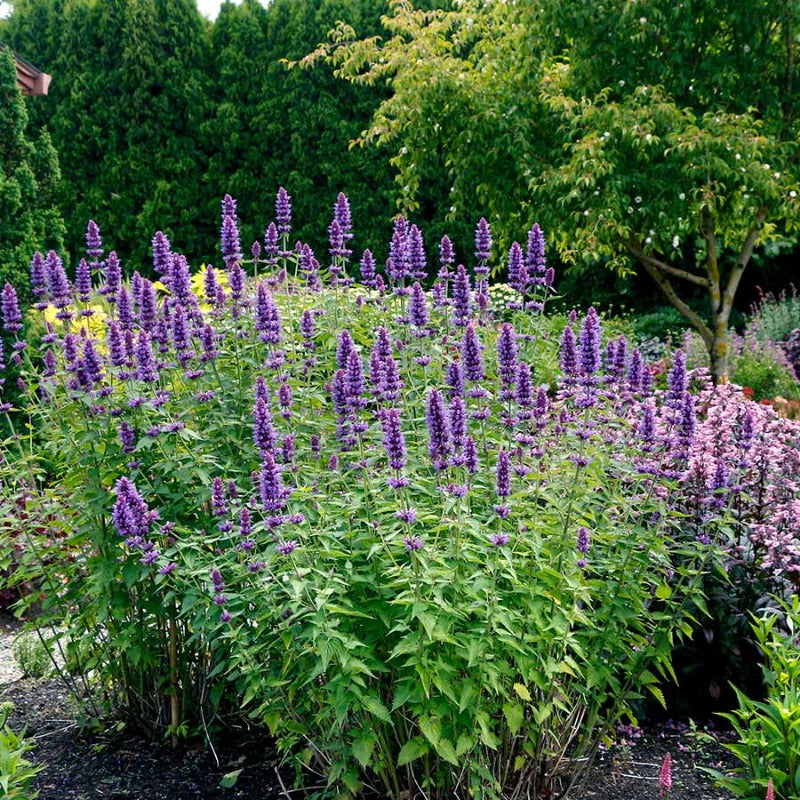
0,46,65,296
311,0,800,379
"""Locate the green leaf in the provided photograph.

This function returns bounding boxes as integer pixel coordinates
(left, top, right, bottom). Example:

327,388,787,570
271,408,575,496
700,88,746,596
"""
514,682,532,702
352,735,375,769
503,702,524,735
397,737,429,767
220,769,242,789
361,695,392,723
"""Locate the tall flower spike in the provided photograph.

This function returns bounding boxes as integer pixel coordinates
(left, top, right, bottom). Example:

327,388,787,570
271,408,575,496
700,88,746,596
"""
1,284,22,333
334,192,352,241
407,224,426,280
409,281,429,329
496,323,518,396
579,307,602,376
474,217,492,264
496,449,511,498
253,396,276,454
507,242,524,293
452,264,472,326
30,252,47,304
103,252,121,301
336,329,355,370
461,324,485,382
560,326,579,381
425,388,452,469
526,223,546,280
75,259,92,302
515,362,533,407
259,451,287,511
264,224,280,262
86,219,103,262
135,330,159,383
211,477,227,517
439,234,454,268
446,360,465,398
449,396,466,445
152,231,171,282
381,407,407,471
275,187,292,235
359,249,376,286
221,213,242,268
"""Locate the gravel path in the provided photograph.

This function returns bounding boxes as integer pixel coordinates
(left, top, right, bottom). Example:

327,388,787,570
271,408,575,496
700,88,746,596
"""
0,615,23,685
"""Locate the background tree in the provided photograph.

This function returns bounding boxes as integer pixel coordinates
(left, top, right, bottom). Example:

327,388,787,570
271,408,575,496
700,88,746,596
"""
313,0,800,379
0,46,64,296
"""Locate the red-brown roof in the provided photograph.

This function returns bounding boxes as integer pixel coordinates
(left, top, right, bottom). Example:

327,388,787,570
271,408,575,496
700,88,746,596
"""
1,45,51,96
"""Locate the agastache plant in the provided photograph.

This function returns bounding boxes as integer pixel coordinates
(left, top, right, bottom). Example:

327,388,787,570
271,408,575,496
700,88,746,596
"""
3,194,795,800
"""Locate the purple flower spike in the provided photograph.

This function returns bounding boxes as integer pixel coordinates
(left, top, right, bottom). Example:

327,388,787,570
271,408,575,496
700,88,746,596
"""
497,323,518,396
275,187,292,235
86,219,103,262
515,362,533,408
212,477,227,517
490,532,510,547
221,213,242,268
579,307,602,376
345,349,365,408
409,281,429,329
628,348,644,392
496,449,511,498
577,526,590,553
439,234,454,268
507,242,525,293
259,451,288,511
152,232,172,282
449,396,466,445
407,224,426,280
381,407,407,471
396,508,416,524
474,217,492,265
360,249,376,286
403,535,423,552
1,284,22,333
30,252,47,303
336,329,355,369
334,192,352,240
264,222,279,262
277,539,298,556
463,435,479,474
452,264,472,326
136,331,159,383
75,259,92,302
560,326,579,379
255,284,282,344
253,396,277,454
119,421,137,454
112,478,157,542
526,223,546,280
426,389,452,469
103,252,122,301
667,349,688,407
461,324,485,382
446,360,464,398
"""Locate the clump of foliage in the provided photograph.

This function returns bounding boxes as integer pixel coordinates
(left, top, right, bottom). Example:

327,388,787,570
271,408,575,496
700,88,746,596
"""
749,288,800,345
710,597,800,800
2,195,799,798
0,702,42,800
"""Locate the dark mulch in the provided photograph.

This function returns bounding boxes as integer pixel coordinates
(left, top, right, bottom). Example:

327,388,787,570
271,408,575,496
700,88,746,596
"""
0,676,737,800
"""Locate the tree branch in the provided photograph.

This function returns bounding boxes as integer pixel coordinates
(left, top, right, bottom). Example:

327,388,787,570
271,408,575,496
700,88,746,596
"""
629,244,714,351
628,239,709,287
720,215,764,322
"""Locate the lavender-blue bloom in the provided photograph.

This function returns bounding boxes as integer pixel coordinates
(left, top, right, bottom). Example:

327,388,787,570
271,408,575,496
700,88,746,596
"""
239,507,253,538
628,348,644,392
200,324,217,362
253,396,277,454
496,449,511,498
275,187,292,235
86,219,103,262
461,324,485,382
107,321,126,367
579,307,602,376
407,224,426,280
560,326,579,379
75,259,92,302
449,396,466,445
526,223,546,280
135,331,159,383
259,451,288,511
112,477,156,541
409,281,429,329
360,249,376,286
255,284,282,344
1,284,22,333
345,349,365,409
387,229,408,284
515,362,533,408
30,252,47,303
667,349,688,408
463,435,479,474
212,477,227,517
507,242,525,293
439,234,454,268
496,323,518,395
116,285,134,329
452,264,472,326
103,252,122,301
119,421,137,454
78,338,104,387
152,231,171,282
403,535,423,552
474,217,492,263
381,407,407,471
45,250,72,307
446,360,465,398
426,389,452,468
264,222,280,262
300,309,315,343
336,329,355,369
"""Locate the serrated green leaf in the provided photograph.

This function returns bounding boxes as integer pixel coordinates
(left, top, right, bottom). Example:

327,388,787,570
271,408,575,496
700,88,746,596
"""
514,682,532,702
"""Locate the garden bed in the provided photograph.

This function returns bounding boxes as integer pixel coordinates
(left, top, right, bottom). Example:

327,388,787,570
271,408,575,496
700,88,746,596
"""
0,672,736,800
